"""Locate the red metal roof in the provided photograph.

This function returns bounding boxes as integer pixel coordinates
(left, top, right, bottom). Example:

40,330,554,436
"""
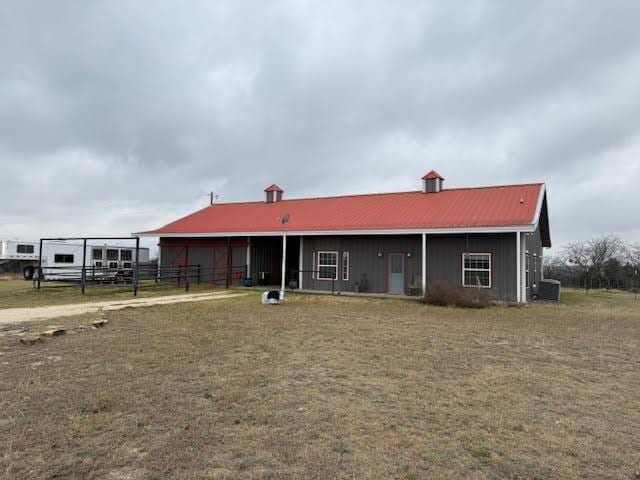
422,170,444,180
141,183,545,235
264,184,284,192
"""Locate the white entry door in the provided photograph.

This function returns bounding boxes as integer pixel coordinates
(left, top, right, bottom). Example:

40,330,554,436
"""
388,254,405,294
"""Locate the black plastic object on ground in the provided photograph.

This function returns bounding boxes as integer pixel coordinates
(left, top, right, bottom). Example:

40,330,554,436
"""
537,279,561,301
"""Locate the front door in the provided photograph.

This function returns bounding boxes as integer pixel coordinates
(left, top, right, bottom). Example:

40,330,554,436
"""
388,254,405,294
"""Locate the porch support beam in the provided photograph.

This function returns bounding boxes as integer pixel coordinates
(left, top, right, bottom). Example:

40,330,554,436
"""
246,236,251,280
280,233,287,298
299,236,303,290
516,231,521,303
421,233,427,296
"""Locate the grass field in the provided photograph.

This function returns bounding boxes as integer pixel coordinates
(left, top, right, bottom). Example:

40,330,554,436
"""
0,287,639,479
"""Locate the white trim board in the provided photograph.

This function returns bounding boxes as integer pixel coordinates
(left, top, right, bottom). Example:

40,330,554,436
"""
136,225,537,238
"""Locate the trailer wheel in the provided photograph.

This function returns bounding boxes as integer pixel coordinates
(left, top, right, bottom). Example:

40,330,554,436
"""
23,266,34,280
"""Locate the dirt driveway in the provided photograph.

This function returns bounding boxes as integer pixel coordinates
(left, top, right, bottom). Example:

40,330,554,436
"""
0,291,248,325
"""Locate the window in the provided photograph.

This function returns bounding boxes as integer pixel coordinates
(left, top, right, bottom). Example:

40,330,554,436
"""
526,251,530,289
95,261,103,268
462,253,491,288
533,253,538,287
54,254,74,263
92,248,103,260
317,251,338,280
106,249,119,260
342,251,350,281
123,262,132,269
120,249,132,261
17,244,35,254
108,261,118,269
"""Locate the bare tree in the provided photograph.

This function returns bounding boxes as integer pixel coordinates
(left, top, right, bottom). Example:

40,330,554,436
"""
624,242,640,296
563,235,624,291
625,243,640,269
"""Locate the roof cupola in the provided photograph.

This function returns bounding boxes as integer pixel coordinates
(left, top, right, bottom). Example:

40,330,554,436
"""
421,170,444,193
264,184,284,203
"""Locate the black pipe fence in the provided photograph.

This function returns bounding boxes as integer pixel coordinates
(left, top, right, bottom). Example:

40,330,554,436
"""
34,263,249,295
291,270,336,294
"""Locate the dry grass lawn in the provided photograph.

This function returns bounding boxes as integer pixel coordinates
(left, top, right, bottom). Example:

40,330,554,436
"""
0,288,639,479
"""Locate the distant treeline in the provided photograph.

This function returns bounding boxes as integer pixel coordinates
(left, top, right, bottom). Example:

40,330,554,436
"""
544,235,640,292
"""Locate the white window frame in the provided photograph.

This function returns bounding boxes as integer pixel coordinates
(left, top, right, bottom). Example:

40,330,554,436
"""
317,251,338,281
525,251,530,290
462,252,492,288
342,251,350,281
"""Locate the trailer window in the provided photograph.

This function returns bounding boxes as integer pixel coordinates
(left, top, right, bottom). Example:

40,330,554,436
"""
120,250,132,261
107,249,119,260
92,248,103,260
54,254,74,263
17,244,35,254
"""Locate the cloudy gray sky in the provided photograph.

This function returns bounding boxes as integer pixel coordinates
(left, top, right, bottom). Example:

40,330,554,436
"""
1,0,639,254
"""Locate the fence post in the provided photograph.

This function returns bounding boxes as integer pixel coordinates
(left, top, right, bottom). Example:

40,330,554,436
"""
197,264,201,285
178,265,181,286
81,238,87,295
133,236,140,297
37,238,43,290
186,266,190,292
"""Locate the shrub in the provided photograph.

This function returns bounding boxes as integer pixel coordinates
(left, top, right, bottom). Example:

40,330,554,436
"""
423,281,490,309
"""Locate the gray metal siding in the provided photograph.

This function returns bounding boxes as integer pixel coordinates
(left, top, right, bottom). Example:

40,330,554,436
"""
300,233,517,300
425,233,517,302
524,225,543,298
302,235,422,294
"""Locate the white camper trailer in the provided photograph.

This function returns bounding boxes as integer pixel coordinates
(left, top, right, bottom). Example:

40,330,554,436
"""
0,240,40,276
0,239,150,280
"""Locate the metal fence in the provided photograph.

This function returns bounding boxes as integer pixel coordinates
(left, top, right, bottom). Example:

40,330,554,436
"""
34,263,249,296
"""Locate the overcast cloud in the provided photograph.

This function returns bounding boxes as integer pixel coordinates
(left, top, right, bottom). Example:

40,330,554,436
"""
1,0,640,254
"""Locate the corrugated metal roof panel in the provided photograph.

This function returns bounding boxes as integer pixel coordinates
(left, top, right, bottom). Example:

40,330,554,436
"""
142,183,544,235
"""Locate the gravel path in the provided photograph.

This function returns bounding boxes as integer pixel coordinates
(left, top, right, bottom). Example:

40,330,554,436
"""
0,291,248,325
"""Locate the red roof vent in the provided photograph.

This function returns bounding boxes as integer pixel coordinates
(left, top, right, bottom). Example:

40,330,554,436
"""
422,170,444,180
422,170,444,193
264,184,284,202
264,184,284,192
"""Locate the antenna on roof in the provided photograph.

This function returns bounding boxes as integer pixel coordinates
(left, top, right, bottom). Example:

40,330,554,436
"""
209,192,219,205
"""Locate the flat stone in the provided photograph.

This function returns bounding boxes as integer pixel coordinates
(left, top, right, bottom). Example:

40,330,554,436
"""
40,328,66,337
20,336,42,345
92,319,108,328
